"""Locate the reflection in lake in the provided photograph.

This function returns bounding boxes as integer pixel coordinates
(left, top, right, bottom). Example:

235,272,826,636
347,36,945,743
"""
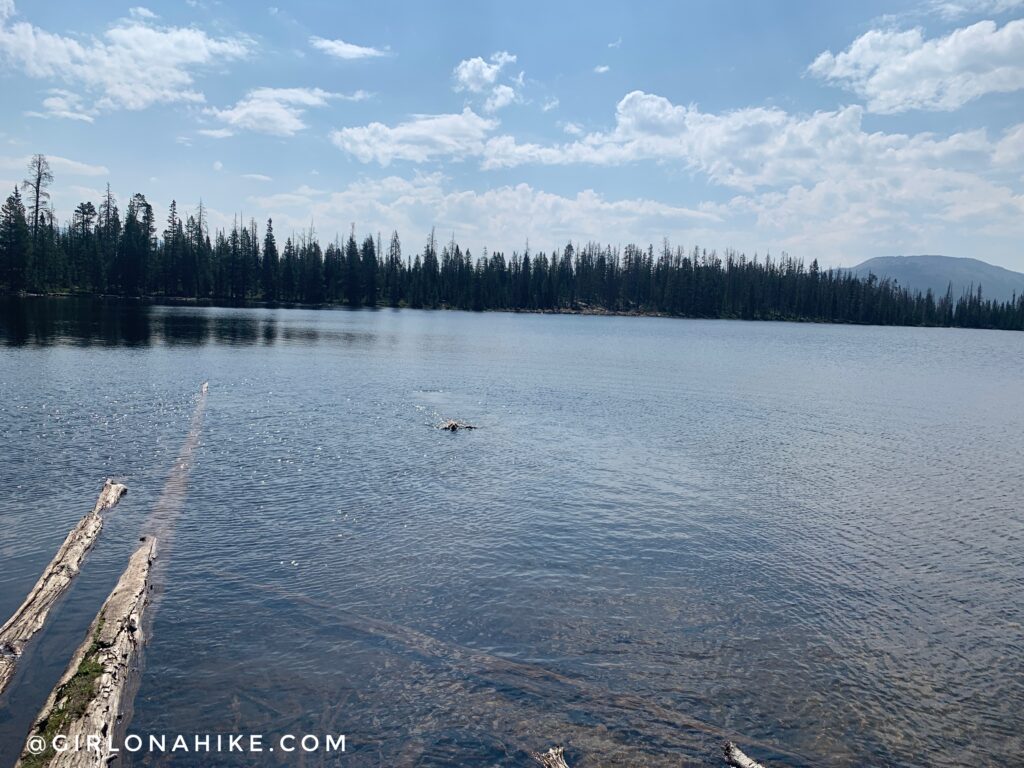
0,297,271,348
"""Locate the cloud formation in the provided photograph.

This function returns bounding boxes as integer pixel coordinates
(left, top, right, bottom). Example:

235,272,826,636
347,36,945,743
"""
926,0,1024,19
0,4,251,118
0,154,108,176
326,86,1024,262
309,36,389,60
209,87,368,136
330,108,497,165
248,172,716,254
808,19,1024,113
453,51,516,92
453,51,522,112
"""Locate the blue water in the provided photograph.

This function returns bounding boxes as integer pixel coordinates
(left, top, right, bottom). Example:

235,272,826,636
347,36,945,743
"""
1,298,1022,766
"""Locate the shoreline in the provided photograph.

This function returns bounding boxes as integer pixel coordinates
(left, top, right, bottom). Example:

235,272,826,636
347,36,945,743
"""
2,291,1010,332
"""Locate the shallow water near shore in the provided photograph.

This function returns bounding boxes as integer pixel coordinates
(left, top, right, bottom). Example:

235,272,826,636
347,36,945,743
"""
1,297,1022,767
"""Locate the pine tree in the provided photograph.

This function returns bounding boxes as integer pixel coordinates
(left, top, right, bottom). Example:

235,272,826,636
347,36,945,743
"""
385,231,402,307
0,188,31,292
361,235,378,306
262,218,279,301
21,154,53,255
71,201,98,291
344,231,360,306
118,193,153,295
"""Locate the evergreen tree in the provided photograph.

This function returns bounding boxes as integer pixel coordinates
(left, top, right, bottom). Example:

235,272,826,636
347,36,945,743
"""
361,235,378,306
0,188,31,292
385,231,402,307
3,166,1022,331
21,154,53,255
344,231,360,306
262,218,279,301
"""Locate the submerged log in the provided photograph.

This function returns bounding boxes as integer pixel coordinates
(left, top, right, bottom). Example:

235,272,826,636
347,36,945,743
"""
16,537,157,768
723,741,768,768
533,746,570,768
440,419,477,431
0,480,128,696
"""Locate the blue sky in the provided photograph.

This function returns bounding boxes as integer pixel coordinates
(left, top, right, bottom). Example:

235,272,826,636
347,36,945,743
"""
1,0,1022,268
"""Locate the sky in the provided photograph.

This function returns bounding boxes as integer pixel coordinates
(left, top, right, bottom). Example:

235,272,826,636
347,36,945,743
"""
0,0,1022,269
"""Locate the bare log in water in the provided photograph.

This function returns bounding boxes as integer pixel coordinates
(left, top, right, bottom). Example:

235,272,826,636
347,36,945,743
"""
533,746,570,767
16,537,157,768
723,741,768,768
0,480,128,696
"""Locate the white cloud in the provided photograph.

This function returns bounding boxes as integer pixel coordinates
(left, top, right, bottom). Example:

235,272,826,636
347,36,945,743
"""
248,172,717,255
0,8,250,118
25,89,94,121
480,91,1000,187
994,122,1024,166
68,184,105,200
328,84,1022,264
454,52,523,113
330,108,498,165
0,0,14,22
241,173,273,181
541,97,560,112
0,154,108,176
594,64,610,74
609,37,622,48
461,88,1024,262
453,51,516,92
309,36,389,60
926,0,1024,19
484,84,518,112
208,87,349,136
561,121,584,136
808,19,1024,113
198,127,234,138
212,160,223,171
128,6,157,19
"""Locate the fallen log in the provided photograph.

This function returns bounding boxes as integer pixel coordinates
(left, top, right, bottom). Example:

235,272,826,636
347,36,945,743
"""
723,741,768,768
0,480,128,696
16,537,157,768
533,746,570,767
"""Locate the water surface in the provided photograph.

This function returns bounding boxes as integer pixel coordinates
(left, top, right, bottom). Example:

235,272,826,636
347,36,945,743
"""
1,298,1022,767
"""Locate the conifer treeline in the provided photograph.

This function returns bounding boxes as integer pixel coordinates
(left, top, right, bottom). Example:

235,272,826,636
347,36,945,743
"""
2,155,1022,330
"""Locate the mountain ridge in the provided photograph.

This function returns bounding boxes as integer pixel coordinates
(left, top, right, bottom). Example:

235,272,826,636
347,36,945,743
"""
843,255,1024,304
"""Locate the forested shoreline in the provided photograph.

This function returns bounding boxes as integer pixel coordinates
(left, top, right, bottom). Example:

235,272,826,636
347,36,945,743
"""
3,155,1023,330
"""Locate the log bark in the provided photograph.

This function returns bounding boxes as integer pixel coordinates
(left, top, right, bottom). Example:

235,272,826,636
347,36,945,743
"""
723,741,768,768
533,746,570,768
16,537,157,768
0,480,127,696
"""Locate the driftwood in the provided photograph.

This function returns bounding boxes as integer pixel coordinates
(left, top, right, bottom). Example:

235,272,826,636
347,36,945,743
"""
0,480,128,696
723,741,768,768
16,537,158,768
533,746,570,767
440,419,476,431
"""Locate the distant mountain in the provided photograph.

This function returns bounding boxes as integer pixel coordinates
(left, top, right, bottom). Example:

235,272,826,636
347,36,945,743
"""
844,255,1024,304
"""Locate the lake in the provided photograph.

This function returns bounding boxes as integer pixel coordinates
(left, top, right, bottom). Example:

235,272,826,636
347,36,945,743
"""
0,297,1021,767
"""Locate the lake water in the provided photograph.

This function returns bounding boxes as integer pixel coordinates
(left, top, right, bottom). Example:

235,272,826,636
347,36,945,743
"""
0,297,1021,767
